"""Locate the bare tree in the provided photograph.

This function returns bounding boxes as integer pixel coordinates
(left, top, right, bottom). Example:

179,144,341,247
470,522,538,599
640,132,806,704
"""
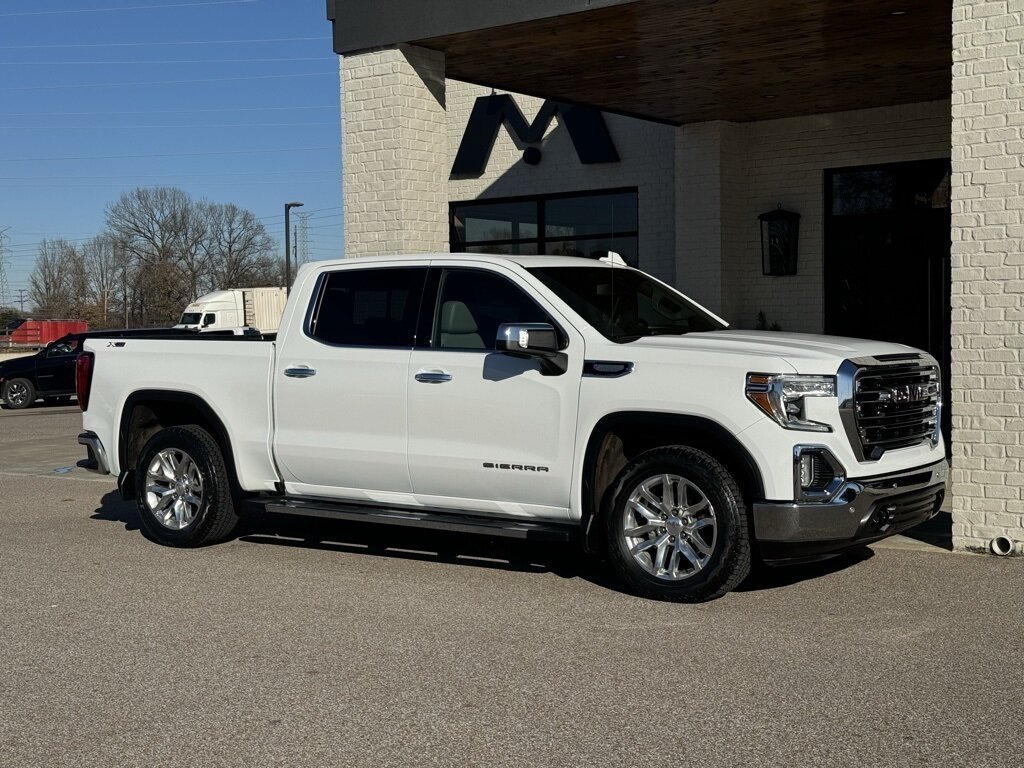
81,233,125,326
29,239,77,317
200,202,277,289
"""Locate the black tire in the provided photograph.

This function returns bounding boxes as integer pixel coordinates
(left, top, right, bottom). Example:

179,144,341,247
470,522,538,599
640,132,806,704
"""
134,425,239,547
2,378,35,409
604,446,751,602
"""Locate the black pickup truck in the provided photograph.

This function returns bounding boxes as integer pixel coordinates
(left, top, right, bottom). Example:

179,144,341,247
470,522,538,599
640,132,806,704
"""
0,328,216,409
0,335,83,409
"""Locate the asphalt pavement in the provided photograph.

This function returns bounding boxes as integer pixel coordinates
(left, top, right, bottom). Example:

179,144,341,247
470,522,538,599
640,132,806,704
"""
1,406,1022,767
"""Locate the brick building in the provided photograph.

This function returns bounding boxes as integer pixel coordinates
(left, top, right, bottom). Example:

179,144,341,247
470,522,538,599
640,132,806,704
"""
327,0,1024,554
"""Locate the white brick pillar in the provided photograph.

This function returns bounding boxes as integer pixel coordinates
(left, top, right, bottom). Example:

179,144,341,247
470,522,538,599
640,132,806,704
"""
675,122,726,313
341,45,448,255
951,0,1024,553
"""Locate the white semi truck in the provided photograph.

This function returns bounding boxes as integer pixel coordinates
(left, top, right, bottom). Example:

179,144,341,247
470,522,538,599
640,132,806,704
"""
174,287,288,334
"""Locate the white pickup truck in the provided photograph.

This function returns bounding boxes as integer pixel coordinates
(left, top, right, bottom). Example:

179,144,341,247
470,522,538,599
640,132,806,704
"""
76,254,947,602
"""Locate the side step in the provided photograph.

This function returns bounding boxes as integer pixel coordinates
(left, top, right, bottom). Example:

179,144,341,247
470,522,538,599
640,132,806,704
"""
256,497,577,543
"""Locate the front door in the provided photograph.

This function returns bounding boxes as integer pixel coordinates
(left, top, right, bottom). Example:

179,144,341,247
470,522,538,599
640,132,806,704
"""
406,264,583,519
273,265,428,498
35,337,81,395
824,159,951,445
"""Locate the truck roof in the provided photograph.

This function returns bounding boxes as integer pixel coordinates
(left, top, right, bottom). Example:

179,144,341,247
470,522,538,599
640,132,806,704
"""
299,253,626,272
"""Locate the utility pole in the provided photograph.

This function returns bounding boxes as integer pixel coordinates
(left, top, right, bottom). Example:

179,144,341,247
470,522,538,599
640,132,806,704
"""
293,223,298,271
283,201,303,294
17,289,27,314
0,227,10,310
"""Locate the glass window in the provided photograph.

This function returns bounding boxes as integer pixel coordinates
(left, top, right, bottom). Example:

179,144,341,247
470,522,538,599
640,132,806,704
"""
434,269,553,351
451,189,639,266
202,314,216,326
529,266,725,343
452,200,539,245
310,267,426,348
831,170,895,216
179,312,201,325
48,338,80,356
545,191,637,239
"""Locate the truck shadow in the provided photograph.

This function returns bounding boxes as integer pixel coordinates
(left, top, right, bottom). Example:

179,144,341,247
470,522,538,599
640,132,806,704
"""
91,490,874,596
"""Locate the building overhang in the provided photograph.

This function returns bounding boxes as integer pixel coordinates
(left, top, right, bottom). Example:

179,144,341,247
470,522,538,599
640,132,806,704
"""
327,0,951,125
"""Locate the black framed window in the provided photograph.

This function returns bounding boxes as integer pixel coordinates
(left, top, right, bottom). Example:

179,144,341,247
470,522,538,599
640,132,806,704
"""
308,267,427,348
451,188,639,266
432,269,555,352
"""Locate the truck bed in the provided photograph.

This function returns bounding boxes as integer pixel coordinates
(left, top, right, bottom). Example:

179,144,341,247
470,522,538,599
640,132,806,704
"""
81,337,280,492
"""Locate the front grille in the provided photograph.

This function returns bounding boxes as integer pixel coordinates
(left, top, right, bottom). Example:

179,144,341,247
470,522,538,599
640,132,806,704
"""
853,363,940,460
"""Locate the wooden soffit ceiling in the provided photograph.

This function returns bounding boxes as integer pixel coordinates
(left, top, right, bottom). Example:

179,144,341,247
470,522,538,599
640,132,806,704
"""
415,0,952,124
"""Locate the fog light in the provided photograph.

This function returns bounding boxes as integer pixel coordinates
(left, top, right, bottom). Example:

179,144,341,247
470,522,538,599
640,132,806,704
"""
793,446,846,502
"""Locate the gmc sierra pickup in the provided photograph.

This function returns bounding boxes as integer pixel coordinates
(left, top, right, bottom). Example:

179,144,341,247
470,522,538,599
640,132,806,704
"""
77,254,947,602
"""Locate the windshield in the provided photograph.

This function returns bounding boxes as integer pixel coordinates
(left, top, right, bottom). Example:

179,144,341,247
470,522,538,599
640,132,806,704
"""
179,312,202,325
528,266,726,343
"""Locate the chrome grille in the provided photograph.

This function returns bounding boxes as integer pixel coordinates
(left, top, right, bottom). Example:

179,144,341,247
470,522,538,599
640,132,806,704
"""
852,362,940,460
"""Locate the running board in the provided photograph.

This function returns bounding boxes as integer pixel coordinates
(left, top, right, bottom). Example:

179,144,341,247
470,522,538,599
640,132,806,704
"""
257,497,577,543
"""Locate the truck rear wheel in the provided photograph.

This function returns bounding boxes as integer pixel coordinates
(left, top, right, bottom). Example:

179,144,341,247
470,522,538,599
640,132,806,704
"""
2,378,35,409
604,446,751,602
134,425,239,547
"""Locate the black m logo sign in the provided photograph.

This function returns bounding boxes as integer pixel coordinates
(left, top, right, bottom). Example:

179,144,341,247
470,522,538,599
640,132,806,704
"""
451,94,620,179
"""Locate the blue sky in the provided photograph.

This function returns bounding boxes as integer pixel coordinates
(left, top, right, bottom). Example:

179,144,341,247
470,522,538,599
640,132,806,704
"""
0,0,341,306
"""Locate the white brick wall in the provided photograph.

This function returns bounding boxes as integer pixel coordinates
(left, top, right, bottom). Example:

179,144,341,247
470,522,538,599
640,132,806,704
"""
341,45,448,255
951,0,1024,553
701,102,951,332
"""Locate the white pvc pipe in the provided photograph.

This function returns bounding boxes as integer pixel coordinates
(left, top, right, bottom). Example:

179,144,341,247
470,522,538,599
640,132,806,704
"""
990,536,1015,556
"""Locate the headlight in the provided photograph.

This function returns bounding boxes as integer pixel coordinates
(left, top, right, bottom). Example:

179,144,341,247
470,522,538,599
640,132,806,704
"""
746,373,836,432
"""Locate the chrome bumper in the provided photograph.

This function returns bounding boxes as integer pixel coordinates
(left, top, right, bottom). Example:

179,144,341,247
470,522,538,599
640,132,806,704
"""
753,460,948,561
77,431,110,475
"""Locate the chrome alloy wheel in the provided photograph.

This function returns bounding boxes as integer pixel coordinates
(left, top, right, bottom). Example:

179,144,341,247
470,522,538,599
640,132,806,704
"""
144,448,204,530
6,382,29,407
622,474,717,581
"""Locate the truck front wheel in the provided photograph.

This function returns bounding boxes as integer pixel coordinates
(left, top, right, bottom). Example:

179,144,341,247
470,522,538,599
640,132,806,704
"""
604,446,751,602
134,425,239,547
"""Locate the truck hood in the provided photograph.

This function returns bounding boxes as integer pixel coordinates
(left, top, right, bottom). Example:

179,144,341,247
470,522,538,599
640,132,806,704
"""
625,330,922,374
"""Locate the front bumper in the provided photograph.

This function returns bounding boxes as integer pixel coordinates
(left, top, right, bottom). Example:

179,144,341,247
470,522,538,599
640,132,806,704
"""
753,460,948,562
77,431,110,475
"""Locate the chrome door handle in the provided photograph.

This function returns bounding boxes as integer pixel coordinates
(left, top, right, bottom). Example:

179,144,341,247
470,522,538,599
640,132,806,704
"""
284,365,317,379
414,370,452,384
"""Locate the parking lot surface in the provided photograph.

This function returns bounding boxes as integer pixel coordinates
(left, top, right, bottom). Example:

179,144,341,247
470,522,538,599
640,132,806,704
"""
1,407,1022,767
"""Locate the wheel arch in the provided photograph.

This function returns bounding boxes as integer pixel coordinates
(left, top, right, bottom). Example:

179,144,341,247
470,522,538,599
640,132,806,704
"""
580,411,765,552
118,390,238,500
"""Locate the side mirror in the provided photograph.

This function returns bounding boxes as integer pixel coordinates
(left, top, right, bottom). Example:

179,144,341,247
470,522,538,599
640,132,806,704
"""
495,323,567,376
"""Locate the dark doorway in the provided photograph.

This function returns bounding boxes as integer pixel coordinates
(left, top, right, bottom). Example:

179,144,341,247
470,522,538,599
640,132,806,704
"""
824,159,951,447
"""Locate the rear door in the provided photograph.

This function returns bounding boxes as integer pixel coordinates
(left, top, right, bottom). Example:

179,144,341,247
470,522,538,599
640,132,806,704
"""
273,264,428,498
406,263,583,518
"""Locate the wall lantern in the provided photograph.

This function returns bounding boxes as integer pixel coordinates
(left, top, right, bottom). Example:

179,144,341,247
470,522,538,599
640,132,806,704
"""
759,205,800,276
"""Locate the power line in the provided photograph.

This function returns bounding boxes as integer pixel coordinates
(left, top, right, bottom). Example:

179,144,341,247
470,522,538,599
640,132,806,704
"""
0,72,334,92
0,170,338,181
1,122,336,129
1,105,336,116
0,57,330,65
0,145,335,163
0,1,258,18
0,36,330,50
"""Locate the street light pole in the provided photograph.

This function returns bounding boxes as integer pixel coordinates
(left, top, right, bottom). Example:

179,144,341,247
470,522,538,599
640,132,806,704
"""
284,201,304,294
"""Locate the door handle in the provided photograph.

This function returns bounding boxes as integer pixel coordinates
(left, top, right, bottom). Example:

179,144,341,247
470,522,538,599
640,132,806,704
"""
284,365,317,379
414,370,452,384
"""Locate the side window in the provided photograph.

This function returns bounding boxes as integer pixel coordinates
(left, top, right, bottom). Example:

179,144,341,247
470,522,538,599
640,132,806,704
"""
203,313,216,327
310,267,427,348
434,269,554,351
